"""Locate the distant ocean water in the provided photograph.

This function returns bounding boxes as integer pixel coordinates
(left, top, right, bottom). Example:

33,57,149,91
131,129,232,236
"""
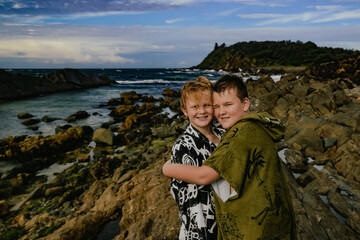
0,68,229,139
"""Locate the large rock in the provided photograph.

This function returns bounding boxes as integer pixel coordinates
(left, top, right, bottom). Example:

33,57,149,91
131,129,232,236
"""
0,68,116,100
35,157,179,240
0,126,93,162
287,128,324,152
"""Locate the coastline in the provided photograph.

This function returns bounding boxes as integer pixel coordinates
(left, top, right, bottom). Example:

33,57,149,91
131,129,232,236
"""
0,65,360,239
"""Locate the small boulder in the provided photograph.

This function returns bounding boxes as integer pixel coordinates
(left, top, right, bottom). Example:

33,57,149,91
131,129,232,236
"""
41,115,60,122
22,118,41,126
66,111,90,123
92,128,114,146
45,186,64,197
17,113,34,119
0,200,9,216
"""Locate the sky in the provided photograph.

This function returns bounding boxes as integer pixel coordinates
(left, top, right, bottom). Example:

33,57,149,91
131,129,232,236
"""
0,0,360,68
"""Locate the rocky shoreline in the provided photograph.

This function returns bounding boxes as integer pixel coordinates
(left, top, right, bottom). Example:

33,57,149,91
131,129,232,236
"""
0,68,116,101
0,57,360,239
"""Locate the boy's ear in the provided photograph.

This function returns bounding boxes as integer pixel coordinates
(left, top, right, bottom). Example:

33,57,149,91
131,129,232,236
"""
181,107,188,117
243,97,250,112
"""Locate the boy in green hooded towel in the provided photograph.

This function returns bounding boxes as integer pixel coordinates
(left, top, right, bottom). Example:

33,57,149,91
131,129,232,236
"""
163,74,296,240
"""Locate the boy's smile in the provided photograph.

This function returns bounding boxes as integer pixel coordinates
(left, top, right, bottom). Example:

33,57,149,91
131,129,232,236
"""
213,88,250,129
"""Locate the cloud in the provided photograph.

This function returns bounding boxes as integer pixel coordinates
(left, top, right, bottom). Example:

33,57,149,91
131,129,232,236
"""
312,8,360,23
237,13,283,19
0,38,135,65
309,5,344,11
12,3,28,9
253,7,360,25
246,4,360,25
1,23,359,68
0,0,185,16
165,18,184,24
216,8,243,17
233,0,286,7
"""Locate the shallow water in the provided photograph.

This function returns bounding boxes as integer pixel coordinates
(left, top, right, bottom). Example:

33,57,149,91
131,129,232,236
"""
36,162,75,183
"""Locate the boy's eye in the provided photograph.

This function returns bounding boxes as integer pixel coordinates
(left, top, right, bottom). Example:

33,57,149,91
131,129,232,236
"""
213,105,219,109
191,106,199,109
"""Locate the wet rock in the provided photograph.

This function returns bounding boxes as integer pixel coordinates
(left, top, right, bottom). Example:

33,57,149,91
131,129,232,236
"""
0,126,93,163
92,128,113,146
109,105,135,120
41,115,60,122
22,118,41,126
141,95,157,102
120,91,142,104
65,111,90,123
101,120,115,129
55,124,72,134
163,88,180,97
108,98,122,106
17,113,34,119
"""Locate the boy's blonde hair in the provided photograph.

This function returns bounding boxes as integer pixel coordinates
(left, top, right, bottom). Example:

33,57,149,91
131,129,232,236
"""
180,76,212,109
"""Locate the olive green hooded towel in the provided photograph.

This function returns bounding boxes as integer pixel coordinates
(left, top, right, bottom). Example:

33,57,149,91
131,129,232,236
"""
204,112,296,240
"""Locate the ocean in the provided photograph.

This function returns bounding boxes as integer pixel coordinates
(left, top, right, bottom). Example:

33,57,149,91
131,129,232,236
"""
0,68,231,139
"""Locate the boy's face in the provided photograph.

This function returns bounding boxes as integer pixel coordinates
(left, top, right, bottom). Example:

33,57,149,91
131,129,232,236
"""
182,91,214,131
213,88,250,129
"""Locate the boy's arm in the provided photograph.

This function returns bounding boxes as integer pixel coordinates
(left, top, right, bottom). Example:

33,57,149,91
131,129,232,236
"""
162,160,220,185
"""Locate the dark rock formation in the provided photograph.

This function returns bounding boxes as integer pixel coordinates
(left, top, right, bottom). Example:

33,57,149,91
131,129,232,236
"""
163,88,180,97
0,68,116,101
65,111,90,123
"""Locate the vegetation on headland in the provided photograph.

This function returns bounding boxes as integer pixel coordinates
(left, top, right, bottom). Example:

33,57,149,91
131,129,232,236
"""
195,40,360,71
